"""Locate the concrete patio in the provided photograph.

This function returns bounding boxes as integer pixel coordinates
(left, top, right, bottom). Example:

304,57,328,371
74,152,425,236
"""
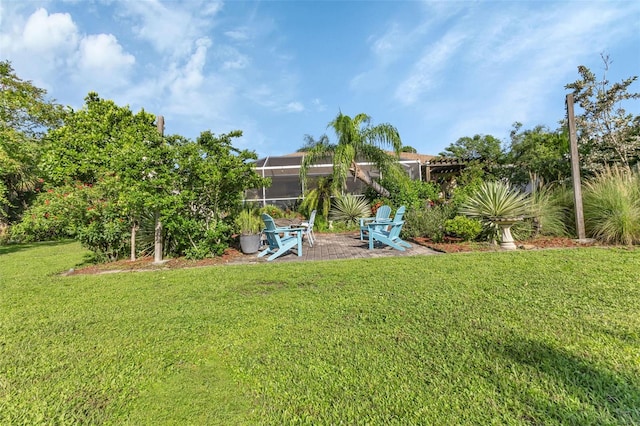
228,232,440,264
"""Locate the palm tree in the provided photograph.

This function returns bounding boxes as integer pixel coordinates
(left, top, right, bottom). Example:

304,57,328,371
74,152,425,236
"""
300,112,403,198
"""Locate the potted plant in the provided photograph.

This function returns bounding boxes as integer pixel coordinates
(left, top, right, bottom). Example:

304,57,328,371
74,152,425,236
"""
236,209,263,254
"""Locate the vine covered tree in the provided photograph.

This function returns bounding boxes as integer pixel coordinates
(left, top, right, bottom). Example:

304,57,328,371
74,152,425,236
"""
300,112,403,198
565,54,640,172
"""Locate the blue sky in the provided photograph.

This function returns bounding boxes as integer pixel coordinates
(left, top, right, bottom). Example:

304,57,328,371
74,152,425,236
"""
2,0,639,157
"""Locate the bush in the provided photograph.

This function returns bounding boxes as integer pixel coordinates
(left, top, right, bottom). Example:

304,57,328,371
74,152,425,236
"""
329,195,370,227
444,216,482,241
583,165,640,245
260,205,286,219
528,185,569,237
365,177,439,210
11,183,95,243
402,204,455,242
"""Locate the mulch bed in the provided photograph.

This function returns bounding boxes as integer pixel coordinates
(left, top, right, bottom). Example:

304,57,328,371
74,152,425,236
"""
67,248,245,276
412,236,600,253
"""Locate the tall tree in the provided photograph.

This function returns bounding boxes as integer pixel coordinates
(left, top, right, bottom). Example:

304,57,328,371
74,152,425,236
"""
565,54,640,172
439,134,504,163
0,61,64,223
300,112,403,197
507,123,571,186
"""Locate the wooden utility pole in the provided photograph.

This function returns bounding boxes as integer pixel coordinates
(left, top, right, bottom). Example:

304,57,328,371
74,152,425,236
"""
566,94,586,240
153,115,165,264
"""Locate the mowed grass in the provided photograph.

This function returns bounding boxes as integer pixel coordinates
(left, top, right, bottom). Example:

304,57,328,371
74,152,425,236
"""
1,242,639,424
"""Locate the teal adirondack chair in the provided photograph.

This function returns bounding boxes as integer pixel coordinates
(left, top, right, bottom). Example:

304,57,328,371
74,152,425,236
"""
367,206,411,251
258,213,304,261
359,205,392,240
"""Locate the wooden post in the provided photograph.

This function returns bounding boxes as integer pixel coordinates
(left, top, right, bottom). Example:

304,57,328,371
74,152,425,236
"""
153,115,165,264
566,94,586,240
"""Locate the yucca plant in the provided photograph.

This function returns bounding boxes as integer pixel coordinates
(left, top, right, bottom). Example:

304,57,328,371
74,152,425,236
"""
583,165,640,245
459,181,530,244
459,181,530,220
329,194,370,227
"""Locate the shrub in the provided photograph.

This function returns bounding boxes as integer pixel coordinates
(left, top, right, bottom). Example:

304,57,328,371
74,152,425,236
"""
402,204,455,242
329,195,370,227
528,185,569,237
459,181,530,242
365,177,439,210
444,216,482,241
260,205,286,219
583,165,640,245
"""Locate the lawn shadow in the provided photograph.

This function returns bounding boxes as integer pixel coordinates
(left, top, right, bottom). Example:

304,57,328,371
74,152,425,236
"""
0,240,74,256
485,336,640,424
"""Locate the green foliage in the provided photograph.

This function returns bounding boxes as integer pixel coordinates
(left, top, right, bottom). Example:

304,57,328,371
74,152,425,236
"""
402,204,455,242
444,215,482,241
10,183,96,243
235,209,262,235
365,175,438,210
460,181,530,220
0,61,64,223
439,134,505,178
300,112,402,197
23,93,266,261
459,181,531,242
565,54,640,172
583,165,640,245
507,123,571,185
528,185,570,237
299,177,336,220
329,194,370,226
259,205,286,219
4,243,639,424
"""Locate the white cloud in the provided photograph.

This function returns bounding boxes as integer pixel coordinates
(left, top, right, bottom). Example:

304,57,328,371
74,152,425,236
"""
22,8,78,53
285,102,304,113
394,30,466,105
121,0,220,57
169,37,210,96
78,34,135,71
225,28,250,42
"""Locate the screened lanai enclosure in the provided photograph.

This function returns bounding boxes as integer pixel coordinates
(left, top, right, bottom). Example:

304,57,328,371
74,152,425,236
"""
244,152,426,208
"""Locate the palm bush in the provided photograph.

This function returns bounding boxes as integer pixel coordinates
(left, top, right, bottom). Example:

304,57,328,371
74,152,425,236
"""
329,194,370,226
583,165,640,245
459,181,530,242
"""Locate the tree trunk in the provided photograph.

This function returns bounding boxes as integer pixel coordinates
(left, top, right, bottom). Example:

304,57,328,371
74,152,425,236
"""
350,162,390,197
130,224,137,261
154,210,163,263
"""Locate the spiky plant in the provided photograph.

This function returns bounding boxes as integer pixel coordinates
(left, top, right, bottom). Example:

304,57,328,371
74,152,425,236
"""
459,181,530,220
329,194,370,226
583,165,640,245
459,181,530,242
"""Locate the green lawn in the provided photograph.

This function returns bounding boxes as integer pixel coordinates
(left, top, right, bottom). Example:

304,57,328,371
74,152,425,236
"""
1,241,639,424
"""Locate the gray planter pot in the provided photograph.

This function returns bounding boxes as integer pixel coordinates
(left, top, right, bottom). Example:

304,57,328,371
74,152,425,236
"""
239,233,261,254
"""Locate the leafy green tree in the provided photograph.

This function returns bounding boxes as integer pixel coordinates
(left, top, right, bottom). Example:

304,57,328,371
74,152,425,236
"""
0,61,64,223
565,54,640,172
507,123,571,186
168,130,268,258
401,145,417,153
439,134,505,180
439,134,505,163
300,112,403,198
